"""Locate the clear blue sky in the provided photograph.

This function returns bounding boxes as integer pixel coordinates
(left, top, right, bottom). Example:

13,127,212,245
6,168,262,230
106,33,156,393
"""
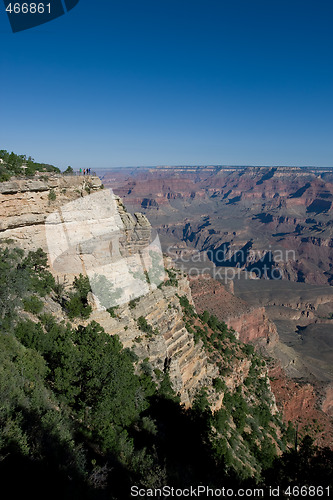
0,0,332,169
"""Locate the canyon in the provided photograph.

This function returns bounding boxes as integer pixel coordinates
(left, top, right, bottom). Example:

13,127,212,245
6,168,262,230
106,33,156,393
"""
99,165,333,444
0,174,256,411
0,171,288,487
1,168,332,450
101,165,333,285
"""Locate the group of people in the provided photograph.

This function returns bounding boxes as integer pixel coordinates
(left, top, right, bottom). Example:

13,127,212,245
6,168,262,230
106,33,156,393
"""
79,168,92,175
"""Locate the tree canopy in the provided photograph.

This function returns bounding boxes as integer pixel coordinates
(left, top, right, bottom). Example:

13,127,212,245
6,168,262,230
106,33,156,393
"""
0,149,60,181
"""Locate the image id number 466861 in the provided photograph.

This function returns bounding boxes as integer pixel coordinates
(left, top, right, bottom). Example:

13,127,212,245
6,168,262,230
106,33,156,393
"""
5,3,51,14
284,485,331,497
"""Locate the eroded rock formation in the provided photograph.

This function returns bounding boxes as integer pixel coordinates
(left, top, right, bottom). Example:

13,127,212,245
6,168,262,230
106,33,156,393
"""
189,275,279,348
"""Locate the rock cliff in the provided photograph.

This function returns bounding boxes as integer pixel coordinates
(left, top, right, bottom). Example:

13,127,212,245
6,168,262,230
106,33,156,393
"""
0,174,278,416
0,175,282,430
0,174,102,252
0,175,218,407
88,264,219,407
189,275,279,348
269,364,333,449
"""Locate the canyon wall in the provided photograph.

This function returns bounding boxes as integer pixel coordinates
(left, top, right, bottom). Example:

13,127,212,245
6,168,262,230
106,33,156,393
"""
189,275,279,349
0,175,220,407
0,175,279,414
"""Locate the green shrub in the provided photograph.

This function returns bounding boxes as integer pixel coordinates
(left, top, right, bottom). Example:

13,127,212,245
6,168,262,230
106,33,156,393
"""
23,295,44,314
207,314,218,329
140,359,153,376
158,372,180,402
22,249,56,296
107,306,119,318
74,274,93,298
192,387,211,415
164,268,178,286
242,344,255,356
48,189,56,202
0,169,11,182
137,316,154,335
65,274,92,319
66,295,92,319
179,295,196,318
285,421,296,445
14,319,44,350
213,377,226,393
200,310,210,323
213,408,228,432
0,149,60,180
129,297,140,309
154,368,163,379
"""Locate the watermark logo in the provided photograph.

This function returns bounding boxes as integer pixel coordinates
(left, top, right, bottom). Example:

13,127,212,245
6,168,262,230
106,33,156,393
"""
166,245,296,284
45,188,165,310
3,0,80,33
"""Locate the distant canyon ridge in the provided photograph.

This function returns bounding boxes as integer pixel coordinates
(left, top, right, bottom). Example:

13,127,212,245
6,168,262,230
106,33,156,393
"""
99,165,333,286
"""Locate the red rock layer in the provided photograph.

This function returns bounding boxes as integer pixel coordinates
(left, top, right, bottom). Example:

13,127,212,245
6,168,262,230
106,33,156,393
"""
189,275,278,346
269,364,333,449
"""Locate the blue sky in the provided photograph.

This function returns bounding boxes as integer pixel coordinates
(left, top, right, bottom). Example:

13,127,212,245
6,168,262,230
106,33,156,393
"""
0,0,332,169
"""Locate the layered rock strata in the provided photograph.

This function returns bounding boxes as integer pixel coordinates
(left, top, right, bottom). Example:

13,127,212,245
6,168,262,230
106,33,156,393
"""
0,175,102,251
89,264,219,407
189,275,279,349
0,175,218,407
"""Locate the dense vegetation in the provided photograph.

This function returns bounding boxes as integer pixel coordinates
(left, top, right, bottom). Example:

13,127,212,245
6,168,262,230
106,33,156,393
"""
178,294,284,478
0,149,60,181
0,244,332,499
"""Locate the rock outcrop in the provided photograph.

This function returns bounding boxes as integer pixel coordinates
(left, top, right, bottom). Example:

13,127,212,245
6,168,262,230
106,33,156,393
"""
89,264,219,407
269,364,333,449
0,175,102,252
189,275,279,348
